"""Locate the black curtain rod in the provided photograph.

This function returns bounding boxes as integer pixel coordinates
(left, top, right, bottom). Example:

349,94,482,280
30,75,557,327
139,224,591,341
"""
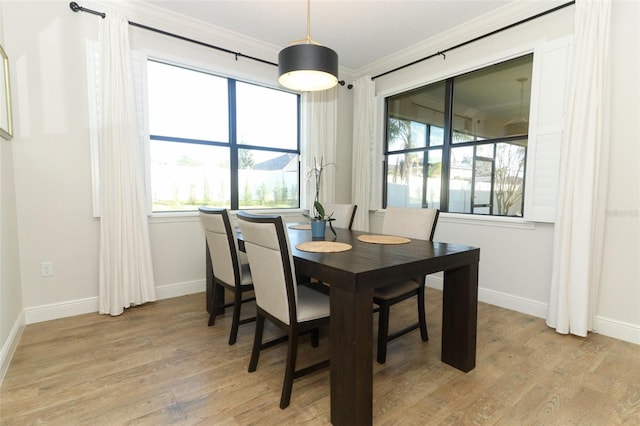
69,2,277,67
69,2,353,88
372,0,576,80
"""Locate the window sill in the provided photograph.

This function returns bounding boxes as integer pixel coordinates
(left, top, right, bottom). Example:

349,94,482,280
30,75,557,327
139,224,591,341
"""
373,210,537,230
439,212,536,230
149,208,307,224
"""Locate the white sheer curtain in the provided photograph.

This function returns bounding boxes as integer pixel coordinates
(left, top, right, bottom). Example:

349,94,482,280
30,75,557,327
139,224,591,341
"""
98,10,156,316
547,0,611,336
351,76,377,231
302,87,338,212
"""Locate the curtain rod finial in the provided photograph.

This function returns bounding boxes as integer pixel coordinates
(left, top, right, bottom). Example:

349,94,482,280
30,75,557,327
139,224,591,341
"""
70,2,106,18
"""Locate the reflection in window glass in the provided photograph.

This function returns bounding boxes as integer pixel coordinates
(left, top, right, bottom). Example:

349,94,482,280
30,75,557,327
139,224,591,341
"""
387,119,428,151
385,148,442,209
410,122,427,148
430,126,444,147
148,61,229,142
476,144,494,158
453,130,475,143
453,54,533,142
473,157,493,209
387,81,446,144
448,146,473,213
386,151,424,208
150,141,230,211
447,142,526,215
238,149,299,209
494,142,526,216
384,54,533,216
236,82,298,150
426,149,442,209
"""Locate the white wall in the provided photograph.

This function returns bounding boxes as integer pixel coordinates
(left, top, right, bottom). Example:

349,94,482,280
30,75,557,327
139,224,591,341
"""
0,2,24,382
597,0,640,340
335,83,354,203
367,1,640,344
5,1,101,323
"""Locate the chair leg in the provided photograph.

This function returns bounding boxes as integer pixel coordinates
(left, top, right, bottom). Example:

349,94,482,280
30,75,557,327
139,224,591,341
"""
310,328,319,348
280,331,298,409
248,314,265,373
228,288,243,345
417,286,429,342
208,283,219,327
377,302,390,364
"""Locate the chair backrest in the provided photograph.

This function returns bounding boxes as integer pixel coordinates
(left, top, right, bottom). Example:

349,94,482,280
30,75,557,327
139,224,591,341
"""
322,203,357,230
199,207,243,287
237,212,298,326
382,207,440,241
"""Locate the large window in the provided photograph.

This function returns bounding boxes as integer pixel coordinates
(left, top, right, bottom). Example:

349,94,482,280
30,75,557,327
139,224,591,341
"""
385,54,533,217
147,60,300,212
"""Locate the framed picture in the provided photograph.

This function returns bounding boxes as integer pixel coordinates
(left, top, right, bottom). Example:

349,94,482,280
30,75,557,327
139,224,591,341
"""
0,44,12,140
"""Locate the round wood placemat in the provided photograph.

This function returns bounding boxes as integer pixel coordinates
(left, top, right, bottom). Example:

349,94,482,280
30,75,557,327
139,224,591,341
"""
295,241,352,253
289,224,311,230
357,235,411,244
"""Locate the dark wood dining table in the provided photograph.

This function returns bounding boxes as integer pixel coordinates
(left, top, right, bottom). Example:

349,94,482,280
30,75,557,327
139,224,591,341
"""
207,225,480,426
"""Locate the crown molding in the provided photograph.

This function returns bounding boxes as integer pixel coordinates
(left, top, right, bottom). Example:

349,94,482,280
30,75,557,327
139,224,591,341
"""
356,0,574,79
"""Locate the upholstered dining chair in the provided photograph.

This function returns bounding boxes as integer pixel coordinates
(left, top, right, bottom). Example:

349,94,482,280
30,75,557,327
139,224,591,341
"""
374,207,440,364
237,211,330,409
321,203,357,230
199,207,255,345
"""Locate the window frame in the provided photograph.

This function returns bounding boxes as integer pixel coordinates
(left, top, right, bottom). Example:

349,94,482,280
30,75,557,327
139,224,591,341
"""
147,59,302,213
383,55,533,217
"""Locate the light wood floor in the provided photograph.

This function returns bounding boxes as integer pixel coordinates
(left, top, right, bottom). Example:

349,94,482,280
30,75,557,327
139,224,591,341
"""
2,288,639,425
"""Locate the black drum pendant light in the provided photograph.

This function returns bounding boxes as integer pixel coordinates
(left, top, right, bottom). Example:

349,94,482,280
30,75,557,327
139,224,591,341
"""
278,0,338,91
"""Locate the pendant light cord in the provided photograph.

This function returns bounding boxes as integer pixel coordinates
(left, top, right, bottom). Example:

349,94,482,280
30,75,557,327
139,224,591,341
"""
306,0,311,43
291,0,320,46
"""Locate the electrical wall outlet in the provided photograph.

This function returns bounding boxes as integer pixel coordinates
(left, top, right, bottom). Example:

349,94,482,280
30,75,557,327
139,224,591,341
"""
41,261,54,277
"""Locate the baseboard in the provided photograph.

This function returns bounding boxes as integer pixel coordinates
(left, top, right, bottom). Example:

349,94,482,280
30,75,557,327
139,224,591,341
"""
155,279,205,300
594,316,640,345
426,275,548,319
23,279,205,324
1,311,25,384
477,287,548,319
426,276,640,346
24,296,100,324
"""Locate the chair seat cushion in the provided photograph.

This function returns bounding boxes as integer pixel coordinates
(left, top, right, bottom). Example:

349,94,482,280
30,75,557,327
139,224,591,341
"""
373,279,421,300
296,285,330,322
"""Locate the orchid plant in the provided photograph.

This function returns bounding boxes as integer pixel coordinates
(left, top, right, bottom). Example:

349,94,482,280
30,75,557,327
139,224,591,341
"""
302,157,337,236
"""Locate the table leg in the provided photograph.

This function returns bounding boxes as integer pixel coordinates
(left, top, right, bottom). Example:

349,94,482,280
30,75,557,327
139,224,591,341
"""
330,286,374,426
441,262,479,372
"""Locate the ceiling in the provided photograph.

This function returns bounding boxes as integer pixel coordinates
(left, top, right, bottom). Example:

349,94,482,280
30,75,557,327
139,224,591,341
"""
140,0,519,71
